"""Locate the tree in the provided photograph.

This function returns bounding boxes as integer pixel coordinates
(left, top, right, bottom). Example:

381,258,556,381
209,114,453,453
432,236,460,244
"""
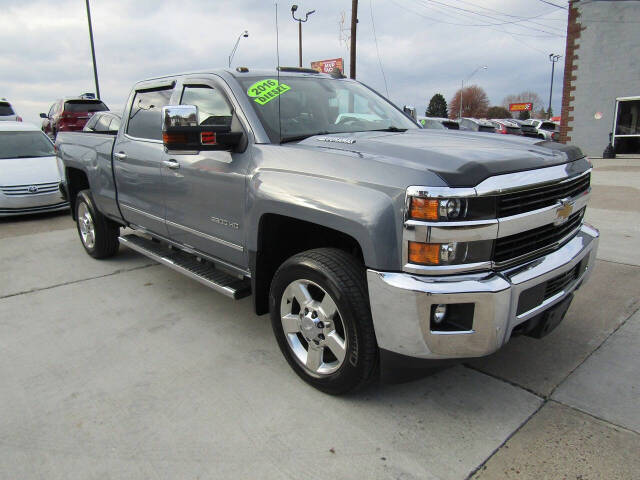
426,93,448,118
486,106,512,119
502,91,543,112
518,110,531,120
449,85,489,118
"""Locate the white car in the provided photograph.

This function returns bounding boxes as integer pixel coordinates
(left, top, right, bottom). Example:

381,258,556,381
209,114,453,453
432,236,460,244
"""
0,99,22,122
0,122,68,217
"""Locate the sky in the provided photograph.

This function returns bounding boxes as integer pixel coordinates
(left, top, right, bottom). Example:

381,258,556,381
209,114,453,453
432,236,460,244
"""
0,0,570,126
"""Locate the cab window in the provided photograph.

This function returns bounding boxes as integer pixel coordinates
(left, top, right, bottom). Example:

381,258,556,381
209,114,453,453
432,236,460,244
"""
127,87,173,140
180,85,232,127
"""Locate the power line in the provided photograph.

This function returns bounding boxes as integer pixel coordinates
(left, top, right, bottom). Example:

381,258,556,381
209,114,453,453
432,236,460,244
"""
414,0,564,36
393,0,564,40
390,0,564,54
369,0,389,97
537,0,568,10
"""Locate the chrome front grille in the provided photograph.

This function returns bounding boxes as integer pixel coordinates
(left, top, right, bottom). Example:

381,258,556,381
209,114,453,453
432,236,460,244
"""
497,173,590,217
0,182,60,196
494,209,585,264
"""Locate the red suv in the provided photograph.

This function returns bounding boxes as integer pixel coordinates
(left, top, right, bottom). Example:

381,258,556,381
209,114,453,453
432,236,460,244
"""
40,96,108,139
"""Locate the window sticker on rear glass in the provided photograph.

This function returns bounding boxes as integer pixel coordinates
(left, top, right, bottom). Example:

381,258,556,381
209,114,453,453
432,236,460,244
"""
247,79,291,105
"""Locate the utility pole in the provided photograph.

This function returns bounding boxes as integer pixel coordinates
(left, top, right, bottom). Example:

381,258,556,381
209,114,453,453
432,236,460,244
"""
548,53,562,119
85,0,100,100
350,0,358,79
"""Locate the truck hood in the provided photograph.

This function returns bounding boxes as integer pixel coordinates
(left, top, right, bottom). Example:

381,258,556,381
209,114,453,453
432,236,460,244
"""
292,130,584,187
0,156,61,187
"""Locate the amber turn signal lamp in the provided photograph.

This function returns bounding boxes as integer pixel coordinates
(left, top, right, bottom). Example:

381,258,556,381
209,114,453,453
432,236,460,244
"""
162,132,187,144
408,241,440,265
409,197,439,220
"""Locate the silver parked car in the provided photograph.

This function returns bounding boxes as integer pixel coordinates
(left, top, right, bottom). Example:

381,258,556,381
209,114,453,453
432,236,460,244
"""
418,116,460,130
0,122,68,216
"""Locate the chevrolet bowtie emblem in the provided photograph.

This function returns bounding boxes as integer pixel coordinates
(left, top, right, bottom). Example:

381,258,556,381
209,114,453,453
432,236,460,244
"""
554,199,574,225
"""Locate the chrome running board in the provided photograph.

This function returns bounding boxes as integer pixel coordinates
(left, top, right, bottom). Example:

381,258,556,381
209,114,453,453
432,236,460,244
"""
119,234,251,299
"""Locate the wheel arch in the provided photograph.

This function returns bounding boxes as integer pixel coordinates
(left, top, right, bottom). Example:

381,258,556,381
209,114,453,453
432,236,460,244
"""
251,213,368,316
65,167,90,220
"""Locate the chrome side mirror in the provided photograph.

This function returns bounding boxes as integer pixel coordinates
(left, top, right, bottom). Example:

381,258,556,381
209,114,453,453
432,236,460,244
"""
162,105,198,130
403,105,417,121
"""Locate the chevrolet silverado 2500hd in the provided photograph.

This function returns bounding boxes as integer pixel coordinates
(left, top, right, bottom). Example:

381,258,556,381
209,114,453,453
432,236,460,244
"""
57,68,598,394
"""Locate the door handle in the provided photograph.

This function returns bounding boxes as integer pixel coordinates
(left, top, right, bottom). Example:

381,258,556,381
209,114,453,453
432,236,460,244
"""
163,159,181,169
114,152,127,160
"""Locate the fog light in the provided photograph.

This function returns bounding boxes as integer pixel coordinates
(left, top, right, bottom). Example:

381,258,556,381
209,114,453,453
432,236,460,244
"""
433,304,447,324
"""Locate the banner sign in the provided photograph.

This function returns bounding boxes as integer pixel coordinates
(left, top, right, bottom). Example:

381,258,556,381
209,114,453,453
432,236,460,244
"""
509,102,533,112
310,58,344,74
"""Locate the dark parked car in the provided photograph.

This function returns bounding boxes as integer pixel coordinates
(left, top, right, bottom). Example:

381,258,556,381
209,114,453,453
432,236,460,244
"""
40,97,109,139
459,118,496,133
83,111,121,134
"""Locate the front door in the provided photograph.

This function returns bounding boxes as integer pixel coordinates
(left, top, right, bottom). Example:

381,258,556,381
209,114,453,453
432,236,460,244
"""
163,77,251,269
113,85,174,236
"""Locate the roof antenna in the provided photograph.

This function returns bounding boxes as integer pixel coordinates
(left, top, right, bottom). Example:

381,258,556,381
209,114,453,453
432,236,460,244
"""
275,2,282,144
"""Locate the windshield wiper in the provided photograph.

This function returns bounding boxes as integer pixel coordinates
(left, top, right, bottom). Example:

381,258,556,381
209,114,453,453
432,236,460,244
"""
370,126,408,132
280,132,330,144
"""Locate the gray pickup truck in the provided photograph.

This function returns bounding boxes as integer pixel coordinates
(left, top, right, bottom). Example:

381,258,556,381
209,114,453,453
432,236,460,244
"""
57,67,598,394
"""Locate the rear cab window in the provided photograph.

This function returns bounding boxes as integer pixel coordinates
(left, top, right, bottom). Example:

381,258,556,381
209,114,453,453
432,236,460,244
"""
126,87,173,140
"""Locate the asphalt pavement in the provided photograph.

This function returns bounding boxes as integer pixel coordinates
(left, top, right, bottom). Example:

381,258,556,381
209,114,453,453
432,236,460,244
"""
1,157,638,479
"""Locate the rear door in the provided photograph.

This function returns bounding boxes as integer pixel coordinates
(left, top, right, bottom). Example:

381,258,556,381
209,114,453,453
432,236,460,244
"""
162,76,252,269
113,83,174,236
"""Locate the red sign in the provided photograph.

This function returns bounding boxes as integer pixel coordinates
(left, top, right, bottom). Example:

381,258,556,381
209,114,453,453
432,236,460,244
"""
509,102,533,112
310,58,344,74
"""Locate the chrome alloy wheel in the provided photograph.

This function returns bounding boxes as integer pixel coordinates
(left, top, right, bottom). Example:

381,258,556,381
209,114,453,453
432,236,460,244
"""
77,202,96,249
280,279,348,377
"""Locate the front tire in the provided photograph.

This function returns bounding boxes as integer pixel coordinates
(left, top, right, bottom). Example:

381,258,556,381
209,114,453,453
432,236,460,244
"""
269,248,378,395
75,190,120,259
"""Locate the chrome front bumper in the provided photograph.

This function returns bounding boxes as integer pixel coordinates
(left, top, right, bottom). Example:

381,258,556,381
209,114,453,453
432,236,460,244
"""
367,224,599,360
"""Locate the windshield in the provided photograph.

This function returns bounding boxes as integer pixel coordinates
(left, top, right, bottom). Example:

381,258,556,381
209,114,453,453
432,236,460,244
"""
64,100,108,113
0,131,55,159
237,76,418,142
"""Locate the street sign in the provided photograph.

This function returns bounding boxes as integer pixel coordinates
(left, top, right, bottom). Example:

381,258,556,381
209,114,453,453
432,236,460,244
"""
310,58,344,74
509,102,533,112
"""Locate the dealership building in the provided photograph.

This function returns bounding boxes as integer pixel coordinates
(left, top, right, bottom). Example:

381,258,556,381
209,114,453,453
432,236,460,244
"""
560,0,640,156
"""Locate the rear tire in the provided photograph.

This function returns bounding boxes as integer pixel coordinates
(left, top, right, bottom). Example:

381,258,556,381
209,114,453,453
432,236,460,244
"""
269,248,378,395
75,189,120,259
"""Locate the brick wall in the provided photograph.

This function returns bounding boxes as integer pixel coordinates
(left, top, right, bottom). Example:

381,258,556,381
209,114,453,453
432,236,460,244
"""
559,1,582,144
559,1,640,156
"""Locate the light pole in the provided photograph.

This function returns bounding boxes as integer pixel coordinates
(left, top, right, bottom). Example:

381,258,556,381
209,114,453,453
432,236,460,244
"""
228,30,249,68
85,0,100,99
291,5,315,68
548,53,562,119
459,65,487,119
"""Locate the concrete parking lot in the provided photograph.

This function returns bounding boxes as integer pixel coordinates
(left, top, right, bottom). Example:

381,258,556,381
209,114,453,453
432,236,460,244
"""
1,158,639,479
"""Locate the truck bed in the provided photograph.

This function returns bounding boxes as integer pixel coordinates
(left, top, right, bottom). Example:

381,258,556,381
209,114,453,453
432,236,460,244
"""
56,131,120,220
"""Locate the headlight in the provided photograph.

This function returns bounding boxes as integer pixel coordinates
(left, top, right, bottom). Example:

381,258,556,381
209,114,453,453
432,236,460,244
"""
408,196,495,221
408,240,493,266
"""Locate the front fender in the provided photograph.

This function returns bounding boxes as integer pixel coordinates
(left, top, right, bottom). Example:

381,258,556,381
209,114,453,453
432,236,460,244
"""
247,169,404,270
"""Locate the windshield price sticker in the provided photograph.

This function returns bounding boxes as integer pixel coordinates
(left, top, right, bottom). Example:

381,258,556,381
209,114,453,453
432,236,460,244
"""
247,79,291,105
